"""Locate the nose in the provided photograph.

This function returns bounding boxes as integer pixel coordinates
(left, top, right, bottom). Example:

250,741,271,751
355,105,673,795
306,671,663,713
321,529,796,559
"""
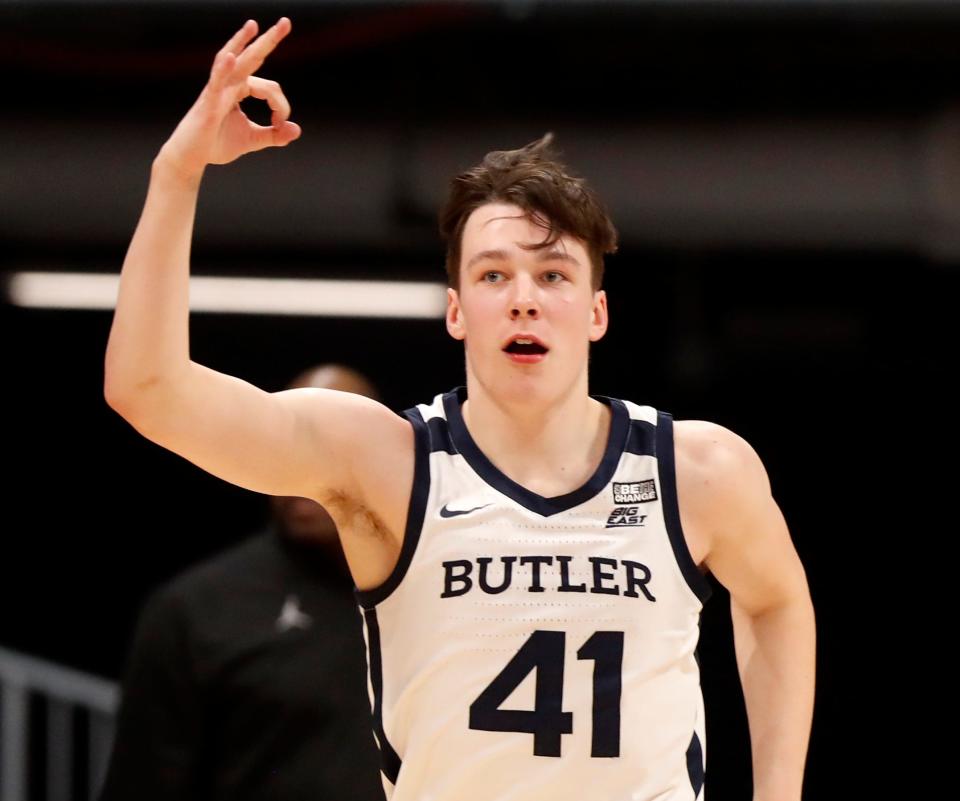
509,275,540,320
510,303,539,320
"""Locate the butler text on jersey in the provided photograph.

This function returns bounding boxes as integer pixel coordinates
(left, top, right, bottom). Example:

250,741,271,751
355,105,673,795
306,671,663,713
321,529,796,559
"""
441,555,656,601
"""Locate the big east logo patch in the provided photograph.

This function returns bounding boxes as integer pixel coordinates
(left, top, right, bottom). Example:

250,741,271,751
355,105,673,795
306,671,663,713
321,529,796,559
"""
605,506,648,528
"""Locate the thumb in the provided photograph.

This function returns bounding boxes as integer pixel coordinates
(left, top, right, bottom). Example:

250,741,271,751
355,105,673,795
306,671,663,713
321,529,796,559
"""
246,120,301,153
273,121,301,146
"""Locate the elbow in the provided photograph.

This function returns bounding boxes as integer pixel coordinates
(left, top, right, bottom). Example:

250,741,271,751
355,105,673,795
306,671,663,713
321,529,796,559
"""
103,366,129,413
103,357,194,438
103,370,165,418
103,362,135,413
103,346,136,413
104,379,138,419
104,380,132,416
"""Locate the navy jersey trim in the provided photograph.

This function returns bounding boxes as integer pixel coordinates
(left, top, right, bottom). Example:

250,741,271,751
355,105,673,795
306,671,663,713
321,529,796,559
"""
355,407,431,609
625,418,656,456
363,608,402,785
443,386,630,517
656,411,713,604
686,731,705,799
426,415,457,455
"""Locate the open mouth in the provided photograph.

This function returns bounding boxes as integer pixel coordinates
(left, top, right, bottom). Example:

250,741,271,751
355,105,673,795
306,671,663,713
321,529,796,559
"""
503,339,549,356
502,336,549,362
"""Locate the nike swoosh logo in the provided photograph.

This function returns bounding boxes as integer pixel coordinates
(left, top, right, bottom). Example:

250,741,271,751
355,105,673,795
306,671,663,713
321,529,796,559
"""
439,503,492,518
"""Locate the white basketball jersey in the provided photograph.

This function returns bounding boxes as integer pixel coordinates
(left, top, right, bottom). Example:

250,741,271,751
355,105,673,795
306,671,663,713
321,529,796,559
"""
355,387,713,801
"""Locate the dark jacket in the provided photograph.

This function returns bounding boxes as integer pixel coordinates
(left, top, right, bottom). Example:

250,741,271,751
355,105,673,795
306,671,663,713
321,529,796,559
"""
99,529,383,801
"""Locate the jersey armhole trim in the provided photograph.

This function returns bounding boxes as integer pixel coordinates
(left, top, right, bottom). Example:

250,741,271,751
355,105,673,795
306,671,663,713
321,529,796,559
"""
362,607,403,784
355,407,431,610
657,410,713,605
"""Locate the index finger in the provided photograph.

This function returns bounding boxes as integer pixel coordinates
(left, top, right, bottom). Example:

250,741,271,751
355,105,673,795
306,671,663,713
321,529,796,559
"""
207,20,260,93
235,17,292,77
218,19,259,58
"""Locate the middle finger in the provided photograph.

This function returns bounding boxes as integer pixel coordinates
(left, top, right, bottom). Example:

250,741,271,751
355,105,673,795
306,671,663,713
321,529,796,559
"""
235,17,292,77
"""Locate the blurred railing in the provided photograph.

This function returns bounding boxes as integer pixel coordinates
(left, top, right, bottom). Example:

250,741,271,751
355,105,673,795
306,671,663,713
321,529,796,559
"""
0,648,117,801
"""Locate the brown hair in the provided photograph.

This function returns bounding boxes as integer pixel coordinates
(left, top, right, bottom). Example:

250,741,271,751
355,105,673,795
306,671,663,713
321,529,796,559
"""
439,133,619,291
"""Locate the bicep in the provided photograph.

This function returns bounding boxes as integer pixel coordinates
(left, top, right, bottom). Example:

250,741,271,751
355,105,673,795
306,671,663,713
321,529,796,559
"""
710,491,809,617
112,361,404,502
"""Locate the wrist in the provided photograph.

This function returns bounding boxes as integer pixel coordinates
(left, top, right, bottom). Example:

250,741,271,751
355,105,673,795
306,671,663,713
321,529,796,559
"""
151,149,205,191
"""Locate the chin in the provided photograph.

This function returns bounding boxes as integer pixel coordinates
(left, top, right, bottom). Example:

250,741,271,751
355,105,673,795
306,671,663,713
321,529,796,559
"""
469,350,571,404
493,371,564,406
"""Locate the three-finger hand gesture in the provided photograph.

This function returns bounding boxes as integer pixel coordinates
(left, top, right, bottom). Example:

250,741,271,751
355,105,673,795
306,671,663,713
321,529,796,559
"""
158,18,301,181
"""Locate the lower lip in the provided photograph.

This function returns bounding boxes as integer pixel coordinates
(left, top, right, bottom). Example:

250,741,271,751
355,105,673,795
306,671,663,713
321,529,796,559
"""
504,351,547,364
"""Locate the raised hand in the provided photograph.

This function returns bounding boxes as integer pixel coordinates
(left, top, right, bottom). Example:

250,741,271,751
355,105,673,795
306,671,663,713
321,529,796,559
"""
157,18,301,182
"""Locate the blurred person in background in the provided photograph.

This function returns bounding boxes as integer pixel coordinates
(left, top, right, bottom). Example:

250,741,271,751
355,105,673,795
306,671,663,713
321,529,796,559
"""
99,364,384,801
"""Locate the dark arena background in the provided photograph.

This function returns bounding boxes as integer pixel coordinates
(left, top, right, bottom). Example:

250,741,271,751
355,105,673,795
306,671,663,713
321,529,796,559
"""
1,1,949,799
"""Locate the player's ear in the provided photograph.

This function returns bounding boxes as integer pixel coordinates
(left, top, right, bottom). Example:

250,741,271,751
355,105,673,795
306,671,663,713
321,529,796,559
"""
588,289,608,342
446,288,466,341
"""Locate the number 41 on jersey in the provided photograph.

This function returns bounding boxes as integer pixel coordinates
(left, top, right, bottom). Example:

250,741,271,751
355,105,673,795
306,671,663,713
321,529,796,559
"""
469,629,624,757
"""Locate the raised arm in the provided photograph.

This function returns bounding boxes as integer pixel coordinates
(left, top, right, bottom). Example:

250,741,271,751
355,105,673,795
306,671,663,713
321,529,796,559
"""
676,421,816,801
106,18,299,414
104,20,411,525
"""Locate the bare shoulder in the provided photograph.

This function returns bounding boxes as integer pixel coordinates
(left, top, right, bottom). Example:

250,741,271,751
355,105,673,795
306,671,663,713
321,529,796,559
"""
284,387,413,461
673,419,769,501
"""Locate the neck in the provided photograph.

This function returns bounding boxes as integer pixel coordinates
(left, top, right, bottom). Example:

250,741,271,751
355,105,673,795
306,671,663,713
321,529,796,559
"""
461,371,610,496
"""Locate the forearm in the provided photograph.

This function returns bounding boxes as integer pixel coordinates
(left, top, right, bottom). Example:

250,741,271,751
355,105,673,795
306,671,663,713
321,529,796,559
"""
104,156,203,406
105,17,297,412
731,593,816,801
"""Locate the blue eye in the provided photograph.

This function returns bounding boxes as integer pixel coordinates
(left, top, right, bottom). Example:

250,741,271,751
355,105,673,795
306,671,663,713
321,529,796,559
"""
483,271,504,283
543,271,564,283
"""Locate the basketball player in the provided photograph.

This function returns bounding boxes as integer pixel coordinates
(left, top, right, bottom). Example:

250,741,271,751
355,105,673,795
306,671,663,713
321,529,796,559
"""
104,18,815,801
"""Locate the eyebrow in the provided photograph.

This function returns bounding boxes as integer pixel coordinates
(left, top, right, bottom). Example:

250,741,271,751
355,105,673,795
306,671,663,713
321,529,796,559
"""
465,248,582,271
